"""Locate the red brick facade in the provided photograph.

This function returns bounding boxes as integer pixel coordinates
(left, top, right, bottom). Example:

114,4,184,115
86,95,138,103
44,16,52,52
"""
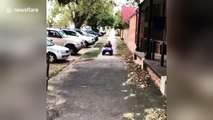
121,14,137,52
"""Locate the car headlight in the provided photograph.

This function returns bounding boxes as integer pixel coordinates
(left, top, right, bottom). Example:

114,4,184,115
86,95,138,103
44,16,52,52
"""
61,50,70,54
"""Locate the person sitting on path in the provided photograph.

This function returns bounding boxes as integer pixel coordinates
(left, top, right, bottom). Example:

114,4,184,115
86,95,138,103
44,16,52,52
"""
104,41,112,48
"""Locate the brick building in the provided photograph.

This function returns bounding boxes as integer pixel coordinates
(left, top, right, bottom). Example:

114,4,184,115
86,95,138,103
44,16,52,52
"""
120,0,167,95
120,6,137,52
135,0,167,95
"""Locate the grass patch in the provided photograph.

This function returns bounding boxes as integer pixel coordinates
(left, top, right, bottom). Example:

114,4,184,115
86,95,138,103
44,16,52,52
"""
114,29,120,36
93,42,103,48
83,49,100,58
116,38,127,56
83,38,107,58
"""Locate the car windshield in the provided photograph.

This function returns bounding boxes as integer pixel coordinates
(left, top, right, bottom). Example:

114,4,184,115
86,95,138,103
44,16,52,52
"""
47,40,54,46
59,30,68,38
81,30,88,35
76,30,84,35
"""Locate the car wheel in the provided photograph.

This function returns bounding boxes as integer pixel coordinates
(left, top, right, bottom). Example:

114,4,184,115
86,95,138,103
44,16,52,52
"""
85,41,89,48
48,53,56,63
102,51,105,55
66,44,78,55
110,52,113,55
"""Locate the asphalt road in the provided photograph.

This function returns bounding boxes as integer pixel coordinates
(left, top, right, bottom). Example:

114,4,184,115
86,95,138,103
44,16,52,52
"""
54,30,166,120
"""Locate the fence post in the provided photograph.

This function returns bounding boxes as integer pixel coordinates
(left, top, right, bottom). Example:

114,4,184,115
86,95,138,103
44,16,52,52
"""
160,42,165,67
46,52,50,90
151,40,155,60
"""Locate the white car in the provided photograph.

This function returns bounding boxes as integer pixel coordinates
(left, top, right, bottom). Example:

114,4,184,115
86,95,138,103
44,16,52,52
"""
46,39,70,62
62,29,95,47
67,35,87,47
47,28,83,55
75,28,99,41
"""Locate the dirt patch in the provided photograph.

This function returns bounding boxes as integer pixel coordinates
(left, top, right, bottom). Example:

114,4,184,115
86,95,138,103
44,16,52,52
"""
116,39,150,88
49,61,70,78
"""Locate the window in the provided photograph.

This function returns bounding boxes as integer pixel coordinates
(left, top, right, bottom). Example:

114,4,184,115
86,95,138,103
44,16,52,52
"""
69,31,77,36
47,30,62,38
46,40,54,46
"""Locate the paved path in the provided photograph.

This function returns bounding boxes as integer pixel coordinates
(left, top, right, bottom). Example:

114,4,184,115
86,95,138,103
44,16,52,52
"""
54,29,166,120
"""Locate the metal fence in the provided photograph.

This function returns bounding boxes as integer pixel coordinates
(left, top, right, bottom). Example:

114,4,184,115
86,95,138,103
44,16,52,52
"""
141,38,167,67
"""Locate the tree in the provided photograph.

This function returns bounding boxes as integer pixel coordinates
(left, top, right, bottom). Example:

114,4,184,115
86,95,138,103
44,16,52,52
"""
48,0,114,28
86,0,114,30
56,0,114,28
55,0,99,28
47,1,61,27
53,5,71,28
114,10,129,30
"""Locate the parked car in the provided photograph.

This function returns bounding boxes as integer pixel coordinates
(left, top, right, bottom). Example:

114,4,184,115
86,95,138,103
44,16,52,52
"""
46,28,82,55
100,30,106,35
74,28,99,41
83,29,101,36
67,34,87,48
92,28,105,36
62,29,95,47
46,39,70,63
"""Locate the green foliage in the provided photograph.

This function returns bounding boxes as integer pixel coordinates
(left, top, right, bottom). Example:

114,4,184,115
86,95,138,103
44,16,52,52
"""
58,0,71,5
116,38,127,56
134,0,140,4
48,0,114,28
114,10,129,30
83,49,100,58
47,2,60,27
86,0,114,29
53,6,71,27
47,2,71,27
55,0,114,28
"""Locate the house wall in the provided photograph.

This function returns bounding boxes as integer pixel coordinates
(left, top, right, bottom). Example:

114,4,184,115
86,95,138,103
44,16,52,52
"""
122,6,137,23
127,15,137,52
121,14,137,52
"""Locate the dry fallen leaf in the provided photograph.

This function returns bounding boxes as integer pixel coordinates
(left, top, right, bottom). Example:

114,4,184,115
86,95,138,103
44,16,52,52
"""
122,113,135,120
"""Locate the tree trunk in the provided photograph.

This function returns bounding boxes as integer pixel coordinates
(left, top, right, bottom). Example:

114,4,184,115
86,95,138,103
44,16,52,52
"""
74,20,85,29
73,12,88,29
91,25,97,30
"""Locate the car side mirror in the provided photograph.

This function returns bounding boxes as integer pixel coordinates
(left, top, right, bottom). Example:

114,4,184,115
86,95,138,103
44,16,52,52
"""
50,39,53,41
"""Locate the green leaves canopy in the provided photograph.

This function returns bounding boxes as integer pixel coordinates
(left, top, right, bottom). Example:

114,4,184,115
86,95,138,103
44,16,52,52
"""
114,10,129,30
57,0,114,28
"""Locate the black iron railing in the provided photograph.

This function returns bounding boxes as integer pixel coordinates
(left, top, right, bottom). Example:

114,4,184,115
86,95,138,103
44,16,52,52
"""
150,39,166,67
139,38,166,67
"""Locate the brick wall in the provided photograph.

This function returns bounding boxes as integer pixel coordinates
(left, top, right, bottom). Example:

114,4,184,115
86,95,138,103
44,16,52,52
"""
128,15,137,52
121,14,137,52
120,13,163,54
